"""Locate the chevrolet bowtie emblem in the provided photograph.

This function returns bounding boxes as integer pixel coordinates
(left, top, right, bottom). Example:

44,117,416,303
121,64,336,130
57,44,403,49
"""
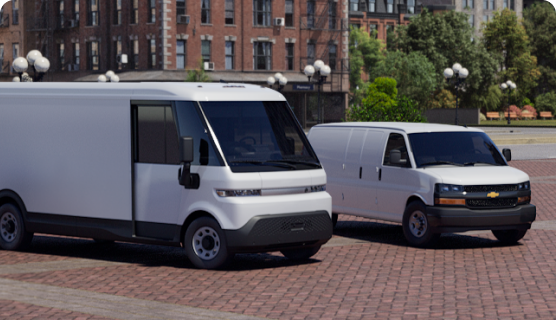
487,192,499,198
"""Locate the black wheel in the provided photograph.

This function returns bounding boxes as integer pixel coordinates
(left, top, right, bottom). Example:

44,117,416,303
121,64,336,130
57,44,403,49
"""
93,238,115,244
184,217,234,269
280,245,321,260
332,213,338,228
402,201,440,248
492,229,527,244
0,204,33,250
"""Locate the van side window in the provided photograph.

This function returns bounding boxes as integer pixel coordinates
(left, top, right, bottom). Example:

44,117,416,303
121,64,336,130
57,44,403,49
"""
175,101,222,166
135,106,180,164
383,133,411,167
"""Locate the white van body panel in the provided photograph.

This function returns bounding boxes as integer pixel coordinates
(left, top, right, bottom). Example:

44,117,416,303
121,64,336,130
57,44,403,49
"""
422,166,530,186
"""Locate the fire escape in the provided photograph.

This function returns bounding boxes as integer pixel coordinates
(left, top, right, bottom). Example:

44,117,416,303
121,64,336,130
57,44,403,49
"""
26,0,54,79
300,1,349,93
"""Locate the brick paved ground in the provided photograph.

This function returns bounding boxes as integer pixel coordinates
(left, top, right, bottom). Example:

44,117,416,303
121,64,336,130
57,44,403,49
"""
0,159,555,319
0,299,111,320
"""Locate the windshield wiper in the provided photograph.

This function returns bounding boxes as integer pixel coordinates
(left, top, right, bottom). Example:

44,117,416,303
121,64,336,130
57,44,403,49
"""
463,161,501,166
229,160,296,169
269,159,322,168
420,161,464,167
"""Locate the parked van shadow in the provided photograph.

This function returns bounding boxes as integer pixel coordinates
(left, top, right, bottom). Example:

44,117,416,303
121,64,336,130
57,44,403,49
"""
21,235,320,270
333,220,523,250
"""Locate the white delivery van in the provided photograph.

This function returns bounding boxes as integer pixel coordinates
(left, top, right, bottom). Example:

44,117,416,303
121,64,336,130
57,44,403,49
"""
0,82,332,269
308,122,536,247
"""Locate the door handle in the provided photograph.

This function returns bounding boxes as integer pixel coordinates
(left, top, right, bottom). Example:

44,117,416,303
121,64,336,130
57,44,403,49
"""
359,167,362,179
378,168,382,181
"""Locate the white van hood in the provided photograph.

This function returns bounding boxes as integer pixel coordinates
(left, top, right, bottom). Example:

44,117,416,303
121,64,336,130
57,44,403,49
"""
421,165,530,185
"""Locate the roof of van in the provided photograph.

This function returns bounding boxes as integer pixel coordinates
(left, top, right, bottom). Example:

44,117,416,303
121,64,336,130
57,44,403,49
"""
0,82,286,102
313,122,484,134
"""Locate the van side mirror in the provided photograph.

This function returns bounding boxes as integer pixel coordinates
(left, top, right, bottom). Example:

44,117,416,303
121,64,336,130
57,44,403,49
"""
390,149,402,165
178,137,200,189
502,148,512,162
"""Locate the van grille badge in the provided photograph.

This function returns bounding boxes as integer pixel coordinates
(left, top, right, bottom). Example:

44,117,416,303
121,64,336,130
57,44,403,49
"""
487,192,500,198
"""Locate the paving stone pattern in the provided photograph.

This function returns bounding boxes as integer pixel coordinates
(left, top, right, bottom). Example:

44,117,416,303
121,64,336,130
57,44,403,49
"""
0,299,111,320
0,159,555,319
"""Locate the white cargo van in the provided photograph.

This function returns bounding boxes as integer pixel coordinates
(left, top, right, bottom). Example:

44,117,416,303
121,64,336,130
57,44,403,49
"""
308,122,536,247
0,82,332,269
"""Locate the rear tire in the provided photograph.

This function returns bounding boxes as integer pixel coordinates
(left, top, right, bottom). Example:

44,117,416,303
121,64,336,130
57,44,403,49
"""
184,217,234,269
332,213,338,228
402,201,440,248
0,204,33,251
280,245,321,260
492,229,527,244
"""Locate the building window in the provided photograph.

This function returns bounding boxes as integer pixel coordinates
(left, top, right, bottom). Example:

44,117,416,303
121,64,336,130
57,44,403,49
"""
131,39,139,69
369,24,378,37
131,0,138,24
328,44,336,71
307,1,315,28
59,1,65,29
114,0,121,24
489,0,494,9
148,0,156,23
12,0,18,24
285,0,293,27
87,0,99,26
11,43,18,73
87,41,99,70
503,0,507,8
0,44,4,72
286,43,294,70
253,41,272,70
149,39,156,69
177,40,186,69
469,14,474,27
350,23,360,30
510,0,514,9
202,40,211,63
369,0,376,12
254,0,271,26
225,0,234,24
350,0,358,11
407,0,415,13
225,41,234,70
59,43,65,70
307,43,315,66
177,0,186,17
114,40,121,69
328,2,336,30
74,0,80,21
73,42,80,70
483,0,487,9
387,0,393,13
201,0,210,24
464,0,474,8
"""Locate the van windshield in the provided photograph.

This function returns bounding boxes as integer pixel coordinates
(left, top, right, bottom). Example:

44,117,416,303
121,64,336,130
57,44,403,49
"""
408,132,507,168
200,101,320,172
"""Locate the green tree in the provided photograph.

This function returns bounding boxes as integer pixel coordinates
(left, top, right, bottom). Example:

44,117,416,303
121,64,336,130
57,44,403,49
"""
346,77,426,122
185,59,211,82
483,9,540,101
395,9,499,109
428,89,456,109
370,50,438,108
349,26,384,106
535,91,556,114
523,2,556,94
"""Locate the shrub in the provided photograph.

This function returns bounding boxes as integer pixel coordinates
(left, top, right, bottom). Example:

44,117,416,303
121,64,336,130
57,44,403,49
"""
479,113,487,122
536,91,556,114
500,105,522,118
521,105,538,118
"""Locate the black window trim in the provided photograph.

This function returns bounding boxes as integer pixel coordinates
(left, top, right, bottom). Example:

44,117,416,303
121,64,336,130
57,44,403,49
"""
382,131,413,168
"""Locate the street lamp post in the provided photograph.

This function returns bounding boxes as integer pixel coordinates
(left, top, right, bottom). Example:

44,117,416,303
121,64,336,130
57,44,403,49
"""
500,80,517,125
443,63,469,126
12,50,50,82
304,60,331,124
98,70,120,83
266,73,287,92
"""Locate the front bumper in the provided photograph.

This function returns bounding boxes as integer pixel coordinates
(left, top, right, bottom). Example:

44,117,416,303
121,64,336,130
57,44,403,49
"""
224,211,332,253
427,204,536,233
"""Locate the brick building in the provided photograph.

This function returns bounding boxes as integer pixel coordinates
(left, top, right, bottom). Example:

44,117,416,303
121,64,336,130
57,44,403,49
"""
0,0,352,128
0,0,25,79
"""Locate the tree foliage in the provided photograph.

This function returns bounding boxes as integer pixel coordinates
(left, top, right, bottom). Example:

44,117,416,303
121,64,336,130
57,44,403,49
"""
370,50,438,108
428,89,456,109
349,26,384,106
535,91,556,114
523,3,556,94
185,59,211,82
395,9,498,109
346,77,426,122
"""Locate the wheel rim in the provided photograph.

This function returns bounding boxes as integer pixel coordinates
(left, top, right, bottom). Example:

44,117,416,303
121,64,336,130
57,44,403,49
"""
1,212,18,243
409,210,427,238
192,226,221,260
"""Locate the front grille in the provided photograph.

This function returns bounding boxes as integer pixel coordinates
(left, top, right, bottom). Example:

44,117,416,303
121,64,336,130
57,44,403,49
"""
467,198,517,208
464,184,518,193
249,214,331,238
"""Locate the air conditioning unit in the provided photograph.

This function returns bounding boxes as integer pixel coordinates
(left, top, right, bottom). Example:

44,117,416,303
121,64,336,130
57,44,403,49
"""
73,64,79,71
117,54,128,64
177,15,190,24
274,17,285,26
204,62,215,71
67,64,73,71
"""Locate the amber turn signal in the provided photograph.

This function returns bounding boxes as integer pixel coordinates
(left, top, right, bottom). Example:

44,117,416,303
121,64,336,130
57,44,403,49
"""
518,196,531,204
434,198,466,205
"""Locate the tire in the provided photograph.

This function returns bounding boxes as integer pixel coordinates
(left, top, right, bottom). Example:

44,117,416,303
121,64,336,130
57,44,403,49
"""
492,229,527,244
280,245,321,261
332,213,338,228
93,238,115,244
402,201,440,248
0,204,33,251
184,217,234,269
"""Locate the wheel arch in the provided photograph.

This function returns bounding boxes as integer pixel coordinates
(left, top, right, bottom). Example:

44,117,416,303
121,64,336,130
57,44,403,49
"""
179,210,218,246
406,194,427,208
0,190,28,218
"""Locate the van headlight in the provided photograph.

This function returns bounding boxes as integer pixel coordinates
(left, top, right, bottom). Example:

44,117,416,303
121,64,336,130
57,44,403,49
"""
216,190,261,197
518,181,530,190
436,184,464,193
